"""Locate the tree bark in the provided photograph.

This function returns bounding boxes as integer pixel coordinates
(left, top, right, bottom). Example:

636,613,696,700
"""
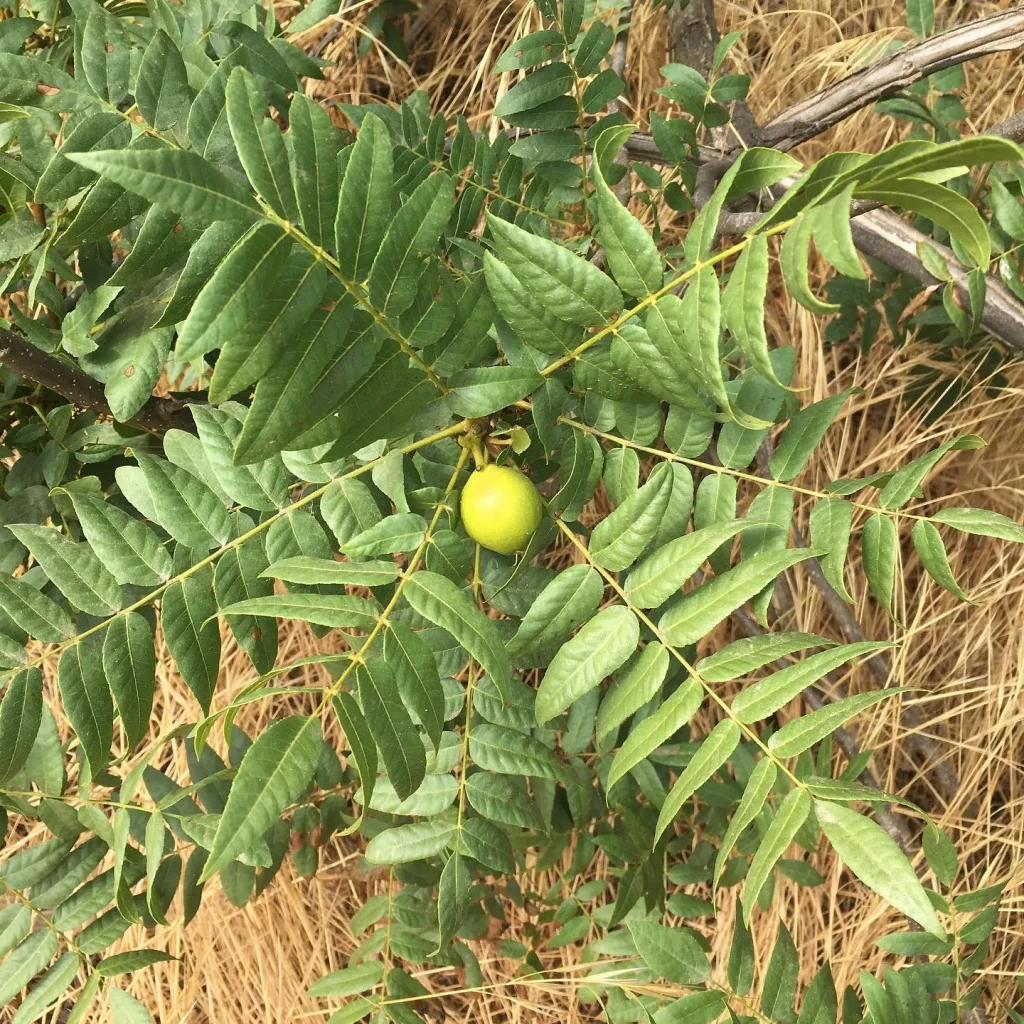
0,327,195,435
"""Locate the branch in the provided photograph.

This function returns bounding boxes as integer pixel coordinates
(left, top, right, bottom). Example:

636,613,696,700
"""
758,7,1024,151
0,327,195,435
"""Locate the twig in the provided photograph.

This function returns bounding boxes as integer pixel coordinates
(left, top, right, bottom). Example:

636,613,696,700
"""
758,8,1024,151
0,326,195,435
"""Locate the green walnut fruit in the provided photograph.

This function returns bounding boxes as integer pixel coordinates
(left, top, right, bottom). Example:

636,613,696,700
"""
461,463,544,554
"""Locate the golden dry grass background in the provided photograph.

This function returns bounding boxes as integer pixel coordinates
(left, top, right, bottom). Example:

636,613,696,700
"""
5,0,1024,1020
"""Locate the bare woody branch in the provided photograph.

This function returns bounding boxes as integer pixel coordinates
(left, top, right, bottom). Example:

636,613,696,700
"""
758,7,1024,151
0,327,195,435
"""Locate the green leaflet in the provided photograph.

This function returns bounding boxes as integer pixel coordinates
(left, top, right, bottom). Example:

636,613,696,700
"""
628,920,711,985
714,757,777,890
551,430,602,522
879,435,985,509
219,593,380,630
535,605,639,726
263,557,400,587
680,265,732,418
368,172,456,317
108,988,156,1024
655,991,727,1024
770,390,855,481
592,147,662,297
287,93,339,249
225,66,299,223
364,819,456,865
741,788,812,925
102,612,155,749
341,513,426,557
603,447,640,507
596,642,670,748
358,773,457,816
459,817,515,874
438,851,471,947
484,251,581,356
816,800,943,936
464,773,545,831
157,219,250,329
59,490,171,586
447,366,545,418
722,233,785,387
383,622,445,751
768,688,908,758
730,641,893,723
57,642,112,776
507,564,603,661
486,212,623,326
174,222,290,364
0,574,75,643
208,246,328,402
80,6,129,105
760,924,799,1023
658,548,820,647
299,343,439,461
67,147,261,222
653,719,741,842
96,950,177,977
0,668,42,785
0,906,31,959
930,506,1024,543
357,656,426,801
779,214,839,315
135,30,190,134
332,692,377,821
809,183,864,280
35,112,132,205
132,454,231,549
10,951,79,1024
162,577,221,713
232,292,361,465
808,497,854,602
0,929,59,1006
469,723,563,780
696,632,834,682
912,520,968,600
214,516,277,675
606,677,702,791
1,838,76,890
694,474,737,577
626,519,758,610
862,513,898,618
309,962,384,1000
200,715,322,881
106,207,189,287
589,462,673,571
8,523,121,615
336,112,393,282
190,405,288,510
494,61,574,119
404,571,510,703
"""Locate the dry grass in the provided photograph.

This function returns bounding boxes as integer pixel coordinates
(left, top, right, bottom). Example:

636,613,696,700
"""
4,0,1024,1020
